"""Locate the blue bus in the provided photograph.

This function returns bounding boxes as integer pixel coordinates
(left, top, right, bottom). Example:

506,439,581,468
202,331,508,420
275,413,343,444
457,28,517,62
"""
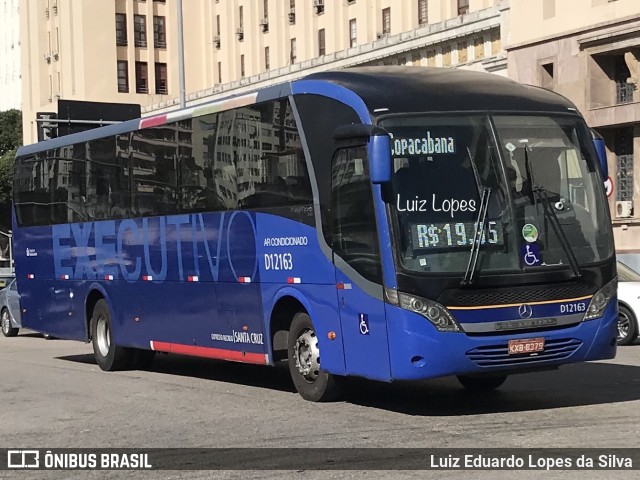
12,67,617,401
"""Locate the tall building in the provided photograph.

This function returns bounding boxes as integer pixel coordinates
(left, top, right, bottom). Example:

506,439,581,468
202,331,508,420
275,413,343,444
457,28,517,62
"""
505,0,640,254
20,0,507,144
0,0,21,111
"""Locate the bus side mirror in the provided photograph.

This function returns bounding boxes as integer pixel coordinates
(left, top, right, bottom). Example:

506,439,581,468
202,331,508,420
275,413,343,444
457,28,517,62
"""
333,124,392,184
591,129,607,179
370,134,392,184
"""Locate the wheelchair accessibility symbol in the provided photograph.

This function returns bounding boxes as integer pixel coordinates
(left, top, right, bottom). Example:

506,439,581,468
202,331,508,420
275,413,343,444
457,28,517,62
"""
521,243,542,266
359,313,370,335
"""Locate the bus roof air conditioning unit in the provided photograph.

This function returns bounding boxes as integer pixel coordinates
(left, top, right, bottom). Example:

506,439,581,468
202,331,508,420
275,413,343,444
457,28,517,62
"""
616,200,633,218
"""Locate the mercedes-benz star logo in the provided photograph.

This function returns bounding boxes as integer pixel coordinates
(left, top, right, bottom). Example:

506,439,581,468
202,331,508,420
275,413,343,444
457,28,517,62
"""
518,304,533,319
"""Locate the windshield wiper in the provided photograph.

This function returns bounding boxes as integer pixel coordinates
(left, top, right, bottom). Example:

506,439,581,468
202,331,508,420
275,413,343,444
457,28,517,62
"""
461,186,491,286
532,185,582,278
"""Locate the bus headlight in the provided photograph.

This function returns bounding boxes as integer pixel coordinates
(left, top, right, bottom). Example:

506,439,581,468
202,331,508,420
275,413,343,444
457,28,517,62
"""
584,277,617,321
397,292,461,332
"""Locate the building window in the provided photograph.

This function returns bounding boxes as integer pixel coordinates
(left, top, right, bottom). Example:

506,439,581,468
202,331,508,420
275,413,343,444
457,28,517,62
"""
349,19,357,47
442,46,451,66
382,8,391,34
616,55,635,104
261,0,269,31
426,49,436,66
155,62,167,94
240,55,245,78
218,61,222,84
418,0,428,25
135,61,148,93
474,36,484,59
458,0,469,15
237,5,244,40
490,29,500,55
318,28,326,56
117,61,129,92
457,41,467,64
540,62,554,91
290,38,297,63
153,16,166,48
543,0,555,19
265,46,270,70
116,13,127,46
134,15,147,47
615,128,634,203
289,0,295,24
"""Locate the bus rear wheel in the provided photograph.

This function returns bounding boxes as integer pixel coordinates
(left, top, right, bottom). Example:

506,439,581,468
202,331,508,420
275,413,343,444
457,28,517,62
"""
91,299,131,371
287,312,344,402
457,374,507,391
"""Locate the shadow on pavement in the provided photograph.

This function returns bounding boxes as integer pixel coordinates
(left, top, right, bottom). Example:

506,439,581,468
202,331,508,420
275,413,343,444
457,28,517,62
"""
58,352,297,394
56,350,640,415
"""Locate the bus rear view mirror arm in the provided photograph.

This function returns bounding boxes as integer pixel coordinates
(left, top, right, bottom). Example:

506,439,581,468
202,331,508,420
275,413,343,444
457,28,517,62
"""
591,128,607,179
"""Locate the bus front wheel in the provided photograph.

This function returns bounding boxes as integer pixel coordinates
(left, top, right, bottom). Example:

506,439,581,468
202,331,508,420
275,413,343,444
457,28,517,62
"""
287,312,344,402
91,299,131,371
457,374,507,391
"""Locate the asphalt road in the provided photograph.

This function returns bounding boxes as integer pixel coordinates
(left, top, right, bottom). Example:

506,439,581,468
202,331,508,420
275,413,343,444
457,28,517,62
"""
1,331,639,480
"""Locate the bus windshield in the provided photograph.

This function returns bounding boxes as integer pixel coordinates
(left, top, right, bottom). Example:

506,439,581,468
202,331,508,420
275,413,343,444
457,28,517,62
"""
380,114,613,275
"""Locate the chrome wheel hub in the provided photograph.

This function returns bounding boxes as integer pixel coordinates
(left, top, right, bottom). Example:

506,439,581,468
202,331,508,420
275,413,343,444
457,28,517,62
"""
1,312,9,334
96,315,110,357
618,312,630,340
294,328,320,381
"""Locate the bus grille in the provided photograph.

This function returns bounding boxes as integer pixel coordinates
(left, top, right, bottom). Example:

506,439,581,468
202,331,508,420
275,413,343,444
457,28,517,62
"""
443,285,592,307
466,338,583,368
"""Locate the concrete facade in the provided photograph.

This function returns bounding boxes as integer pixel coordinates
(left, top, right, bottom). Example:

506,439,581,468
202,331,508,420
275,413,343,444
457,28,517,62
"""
0,0,21,111
20,0,507,143
505,0,640,253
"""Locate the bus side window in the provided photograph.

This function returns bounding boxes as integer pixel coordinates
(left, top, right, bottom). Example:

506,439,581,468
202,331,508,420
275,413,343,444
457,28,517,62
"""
331,147,382,283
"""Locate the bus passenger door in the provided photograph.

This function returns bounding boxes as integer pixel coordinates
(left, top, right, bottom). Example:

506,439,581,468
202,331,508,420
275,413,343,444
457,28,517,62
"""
331,147,391,381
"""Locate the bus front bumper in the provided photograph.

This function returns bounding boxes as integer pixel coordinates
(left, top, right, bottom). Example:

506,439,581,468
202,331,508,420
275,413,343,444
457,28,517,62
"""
386,301,618,381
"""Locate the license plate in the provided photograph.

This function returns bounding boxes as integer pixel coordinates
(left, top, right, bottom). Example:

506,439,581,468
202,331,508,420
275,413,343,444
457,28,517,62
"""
508,337,545,355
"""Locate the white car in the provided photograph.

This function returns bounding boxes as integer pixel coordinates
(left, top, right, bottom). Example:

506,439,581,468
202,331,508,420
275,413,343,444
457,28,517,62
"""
617,261,640,346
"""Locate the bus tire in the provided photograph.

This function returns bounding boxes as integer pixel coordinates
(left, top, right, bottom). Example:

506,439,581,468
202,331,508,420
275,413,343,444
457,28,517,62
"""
287,312,344,402
90,299,131,371
617,304,638,346
1,308,18,337
457,374,507,391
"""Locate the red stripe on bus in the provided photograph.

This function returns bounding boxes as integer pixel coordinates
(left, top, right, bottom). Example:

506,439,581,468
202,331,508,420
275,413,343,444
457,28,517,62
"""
150,341,267,364
140,115,168,129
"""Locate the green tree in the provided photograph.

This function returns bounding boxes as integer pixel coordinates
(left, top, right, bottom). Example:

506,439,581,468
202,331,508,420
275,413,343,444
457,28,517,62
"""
0,149,14,230
0,109,22,231
0,109,22,155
